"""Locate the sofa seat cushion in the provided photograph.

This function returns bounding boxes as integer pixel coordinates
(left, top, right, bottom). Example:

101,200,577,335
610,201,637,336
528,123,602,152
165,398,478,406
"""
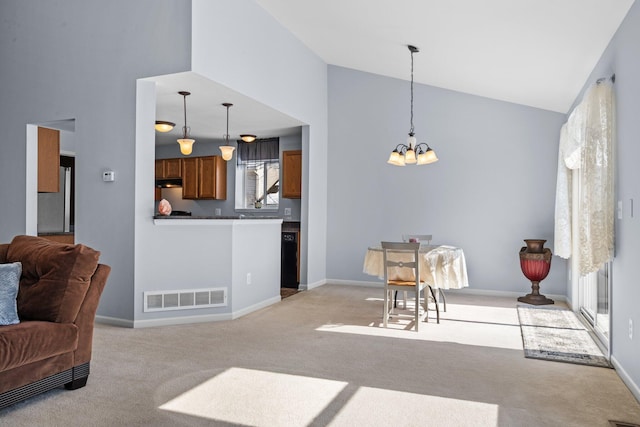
0,321,78,372
6,235,100,323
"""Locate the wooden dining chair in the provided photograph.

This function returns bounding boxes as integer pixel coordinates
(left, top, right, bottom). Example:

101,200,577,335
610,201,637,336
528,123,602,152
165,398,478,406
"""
381,241,429,331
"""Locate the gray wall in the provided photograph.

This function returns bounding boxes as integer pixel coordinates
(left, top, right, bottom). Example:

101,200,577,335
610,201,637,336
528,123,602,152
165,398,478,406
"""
326,66,568,295
0,0,192,319
190,0,328,289
155,132,303,220
570,0,640,398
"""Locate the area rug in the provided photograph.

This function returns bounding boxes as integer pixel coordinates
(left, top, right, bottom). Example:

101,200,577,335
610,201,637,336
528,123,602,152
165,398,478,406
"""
517,305,611,368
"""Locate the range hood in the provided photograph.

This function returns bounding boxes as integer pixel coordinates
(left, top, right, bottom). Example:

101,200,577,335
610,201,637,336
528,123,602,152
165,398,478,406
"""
155,178,183,188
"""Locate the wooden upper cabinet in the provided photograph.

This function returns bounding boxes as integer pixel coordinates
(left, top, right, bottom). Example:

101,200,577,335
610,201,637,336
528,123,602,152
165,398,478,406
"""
163,158,182,178
182,156,226,200
282,150,302,199
155,158,182,179
198,156,226,200
38,127,60,193
182,157,199,199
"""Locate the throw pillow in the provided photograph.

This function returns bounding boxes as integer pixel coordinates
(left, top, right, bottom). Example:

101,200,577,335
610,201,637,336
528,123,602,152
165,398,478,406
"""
0,262,22,325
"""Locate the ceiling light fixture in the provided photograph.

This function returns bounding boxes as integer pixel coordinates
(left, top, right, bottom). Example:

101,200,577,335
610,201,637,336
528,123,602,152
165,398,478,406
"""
155,120,175,132
177,91,195,156
219,103,235,161
240,134,257,143
387,45,438,166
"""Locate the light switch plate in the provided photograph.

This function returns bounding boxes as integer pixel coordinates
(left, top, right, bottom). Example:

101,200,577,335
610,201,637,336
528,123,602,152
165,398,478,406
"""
284,208,291,216
102,170,115,182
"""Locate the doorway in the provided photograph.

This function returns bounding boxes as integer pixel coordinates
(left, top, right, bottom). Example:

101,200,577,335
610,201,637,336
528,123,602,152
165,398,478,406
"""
25,119,76,237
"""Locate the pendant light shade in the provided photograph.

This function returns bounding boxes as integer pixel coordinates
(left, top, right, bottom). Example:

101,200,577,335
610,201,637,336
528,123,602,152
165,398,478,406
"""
177,138,195,155
177,91,195,156
220,103,235,161
387,45,438,166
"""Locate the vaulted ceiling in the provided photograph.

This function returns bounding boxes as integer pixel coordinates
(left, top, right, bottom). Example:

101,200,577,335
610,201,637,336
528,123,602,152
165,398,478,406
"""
155,1,635,145
256,0,634,113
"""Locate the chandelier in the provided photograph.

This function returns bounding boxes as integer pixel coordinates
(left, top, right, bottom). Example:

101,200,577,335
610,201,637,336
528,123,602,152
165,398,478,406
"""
387,45,438,166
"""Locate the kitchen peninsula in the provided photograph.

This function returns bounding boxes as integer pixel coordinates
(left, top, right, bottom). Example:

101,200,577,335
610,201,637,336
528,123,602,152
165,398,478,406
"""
137,216,283,326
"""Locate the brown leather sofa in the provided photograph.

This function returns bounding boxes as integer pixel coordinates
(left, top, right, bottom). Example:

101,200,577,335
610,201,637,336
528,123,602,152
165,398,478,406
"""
0,235,110,410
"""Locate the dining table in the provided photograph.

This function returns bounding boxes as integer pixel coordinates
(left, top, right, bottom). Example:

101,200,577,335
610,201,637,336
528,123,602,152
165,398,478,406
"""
363,244,469,290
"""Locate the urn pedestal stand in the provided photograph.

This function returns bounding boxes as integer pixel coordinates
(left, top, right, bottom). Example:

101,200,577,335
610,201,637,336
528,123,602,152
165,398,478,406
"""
518,239,554,305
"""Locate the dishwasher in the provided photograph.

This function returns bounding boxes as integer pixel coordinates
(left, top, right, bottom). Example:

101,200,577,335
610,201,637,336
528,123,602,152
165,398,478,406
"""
281,231,299,288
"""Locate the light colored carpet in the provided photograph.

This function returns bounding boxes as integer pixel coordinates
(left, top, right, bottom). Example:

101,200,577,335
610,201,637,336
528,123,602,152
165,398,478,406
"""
2,285,640,426
517,305,611,368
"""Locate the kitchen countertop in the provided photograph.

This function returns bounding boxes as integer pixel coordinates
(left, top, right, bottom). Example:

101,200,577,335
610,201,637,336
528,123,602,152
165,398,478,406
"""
153,215,283,220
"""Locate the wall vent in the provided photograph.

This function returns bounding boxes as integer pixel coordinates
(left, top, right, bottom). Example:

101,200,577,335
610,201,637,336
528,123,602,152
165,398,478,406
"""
143,288,227,312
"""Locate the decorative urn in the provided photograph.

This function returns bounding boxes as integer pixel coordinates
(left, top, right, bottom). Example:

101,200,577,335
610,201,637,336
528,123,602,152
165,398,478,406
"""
517,239,554,305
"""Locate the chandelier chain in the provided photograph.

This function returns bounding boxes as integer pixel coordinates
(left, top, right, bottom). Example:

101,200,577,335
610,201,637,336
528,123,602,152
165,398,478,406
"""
410,48,414,135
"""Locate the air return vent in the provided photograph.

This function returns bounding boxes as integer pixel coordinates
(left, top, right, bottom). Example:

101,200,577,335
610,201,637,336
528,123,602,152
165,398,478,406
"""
144,288,227,312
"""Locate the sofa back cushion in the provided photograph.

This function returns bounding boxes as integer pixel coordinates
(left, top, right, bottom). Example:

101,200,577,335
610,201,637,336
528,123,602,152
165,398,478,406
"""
6,235,100,323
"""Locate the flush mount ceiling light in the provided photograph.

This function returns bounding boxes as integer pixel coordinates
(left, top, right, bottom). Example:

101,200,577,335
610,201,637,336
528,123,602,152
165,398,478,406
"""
155,120,175,132
219,103,235,161
240,134,257,143
177,91,195,156
387,45,438,166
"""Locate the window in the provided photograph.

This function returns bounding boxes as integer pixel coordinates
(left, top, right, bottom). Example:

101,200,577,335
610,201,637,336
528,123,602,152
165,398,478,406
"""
235,138,280,210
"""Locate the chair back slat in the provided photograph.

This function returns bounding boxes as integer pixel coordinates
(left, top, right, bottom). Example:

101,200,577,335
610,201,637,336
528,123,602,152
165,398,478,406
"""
381,241,420,284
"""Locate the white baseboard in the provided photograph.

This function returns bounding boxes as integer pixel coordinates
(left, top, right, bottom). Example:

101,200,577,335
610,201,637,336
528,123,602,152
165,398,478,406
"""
96,296,281,328
326,279,567,302
299,278,327,291
230,296,281,319
611,355,640,404
95,315,134,328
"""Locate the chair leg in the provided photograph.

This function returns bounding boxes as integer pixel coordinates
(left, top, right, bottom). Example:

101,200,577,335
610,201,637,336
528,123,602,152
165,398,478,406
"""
439,289,447,312
383,288,389,327
428,286,440,324
414,287,420,331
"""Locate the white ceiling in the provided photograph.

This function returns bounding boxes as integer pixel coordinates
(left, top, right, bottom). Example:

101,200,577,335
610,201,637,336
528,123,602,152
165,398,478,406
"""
153,1,634,145
256,0,634,113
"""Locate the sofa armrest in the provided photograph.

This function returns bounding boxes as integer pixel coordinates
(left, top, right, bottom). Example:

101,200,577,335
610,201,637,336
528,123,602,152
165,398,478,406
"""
0,243,8,263
73,263,110,366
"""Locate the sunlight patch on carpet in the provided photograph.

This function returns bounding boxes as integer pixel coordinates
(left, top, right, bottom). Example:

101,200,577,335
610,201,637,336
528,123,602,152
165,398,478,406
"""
159,367,347,426
316,302,523,351
517,305,611,367
329,386,499,426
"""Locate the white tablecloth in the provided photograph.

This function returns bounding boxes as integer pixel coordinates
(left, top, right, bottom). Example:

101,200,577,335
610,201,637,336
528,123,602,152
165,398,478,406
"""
363,245,469,290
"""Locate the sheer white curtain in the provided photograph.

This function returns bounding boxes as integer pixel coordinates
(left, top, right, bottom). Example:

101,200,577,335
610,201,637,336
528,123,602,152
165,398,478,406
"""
554,80,615,276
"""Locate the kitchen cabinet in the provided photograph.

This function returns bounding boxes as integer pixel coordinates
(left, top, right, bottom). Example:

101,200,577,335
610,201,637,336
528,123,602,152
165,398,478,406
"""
155,158,182,179
38,127,60,193
182,156,227,200
282,150,302,199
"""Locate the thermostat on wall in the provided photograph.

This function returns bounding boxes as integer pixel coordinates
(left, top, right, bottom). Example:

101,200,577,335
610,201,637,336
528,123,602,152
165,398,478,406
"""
102,170,115,182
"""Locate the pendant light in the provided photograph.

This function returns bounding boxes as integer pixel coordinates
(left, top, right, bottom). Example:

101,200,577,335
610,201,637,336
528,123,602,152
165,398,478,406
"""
177,91,195,155
240,134,257,143
387,45,438,166
219,103,235,161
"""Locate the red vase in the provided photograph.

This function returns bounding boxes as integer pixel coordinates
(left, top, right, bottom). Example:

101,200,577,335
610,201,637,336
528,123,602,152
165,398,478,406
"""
517,239,554,305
